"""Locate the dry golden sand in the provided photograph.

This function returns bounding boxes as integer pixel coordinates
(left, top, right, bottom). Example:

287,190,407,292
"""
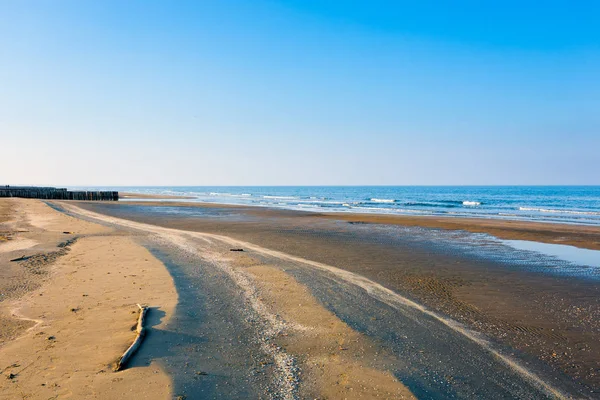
0,199,177,399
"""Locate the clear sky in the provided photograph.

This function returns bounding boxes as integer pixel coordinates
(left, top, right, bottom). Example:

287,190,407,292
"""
1,1,599,185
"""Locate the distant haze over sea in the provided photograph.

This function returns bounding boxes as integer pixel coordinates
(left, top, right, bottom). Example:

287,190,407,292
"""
74,186,600,226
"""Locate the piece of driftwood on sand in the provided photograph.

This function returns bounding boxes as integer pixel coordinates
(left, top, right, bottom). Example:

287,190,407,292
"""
114,304,148,371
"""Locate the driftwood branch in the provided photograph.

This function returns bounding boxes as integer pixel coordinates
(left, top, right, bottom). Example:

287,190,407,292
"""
114,304,148,371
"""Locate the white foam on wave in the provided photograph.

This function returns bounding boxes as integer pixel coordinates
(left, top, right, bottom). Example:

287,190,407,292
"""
370,198,396,203
463,201,481,206
264,195,297,200
353,206,434,215
209,192,252,197
294,199,344,205
519,207,600,216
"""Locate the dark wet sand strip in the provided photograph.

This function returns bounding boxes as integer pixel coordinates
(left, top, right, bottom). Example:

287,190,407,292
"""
110,200,600,250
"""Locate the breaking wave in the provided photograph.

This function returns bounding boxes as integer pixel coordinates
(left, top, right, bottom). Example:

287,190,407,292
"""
263,195,298,200
209,192,252,197
518,207,600,216
370,198,396,203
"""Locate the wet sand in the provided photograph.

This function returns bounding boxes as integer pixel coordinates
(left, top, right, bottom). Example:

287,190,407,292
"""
0,199,177,399
57,202,424,399
325,212,600,251
246,265,415,399
114,200,600,250
73,201,600,396
120,192,196,200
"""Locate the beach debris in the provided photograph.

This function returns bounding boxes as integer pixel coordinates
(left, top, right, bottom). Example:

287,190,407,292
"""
62,231,73,234
230,248,244,252
9,255,29,262
57,238,77,248
1,363,19,381
1,363,20,374
114,304,148,371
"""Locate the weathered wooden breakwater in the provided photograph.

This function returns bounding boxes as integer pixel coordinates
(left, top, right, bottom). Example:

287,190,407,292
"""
0,186,118,201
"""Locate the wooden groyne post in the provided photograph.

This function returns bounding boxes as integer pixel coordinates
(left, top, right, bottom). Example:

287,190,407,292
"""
0,186,119,201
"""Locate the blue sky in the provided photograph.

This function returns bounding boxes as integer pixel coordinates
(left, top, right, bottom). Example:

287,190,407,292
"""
1,1,599,185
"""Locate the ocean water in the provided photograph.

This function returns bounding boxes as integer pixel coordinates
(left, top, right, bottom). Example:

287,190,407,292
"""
75,186,600,226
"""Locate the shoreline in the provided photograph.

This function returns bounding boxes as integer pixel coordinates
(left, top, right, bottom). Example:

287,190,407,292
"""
110,200,600,250
119,192,196,200
111,185,600,228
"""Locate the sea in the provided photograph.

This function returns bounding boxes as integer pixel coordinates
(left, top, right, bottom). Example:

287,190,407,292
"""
73,186,600,226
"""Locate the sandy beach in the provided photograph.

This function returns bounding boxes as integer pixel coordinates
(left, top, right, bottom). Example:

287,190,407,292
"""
2,198,599,399
74,200,600,397
0,199,177,399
